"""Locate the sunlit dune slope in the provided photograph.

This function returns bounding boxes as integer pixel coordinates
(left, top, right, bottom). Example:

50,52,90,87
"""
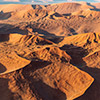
0,33,94,100
58,32,100,100
0,2,100,100
0,3,100,36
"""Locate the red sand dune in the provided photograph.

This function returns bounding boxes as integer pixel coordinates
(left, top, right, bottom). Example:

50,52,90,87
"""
0,34,94,100
0,2,100,100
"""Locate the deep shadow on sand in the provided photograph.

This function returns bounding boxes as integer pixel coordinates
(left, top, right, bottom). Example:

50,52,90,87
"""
0,43,99,100
0,60,67,100
0,63,7,74
60,44,100,100
75,67,100,100
0,78,14,100
21,60,67,100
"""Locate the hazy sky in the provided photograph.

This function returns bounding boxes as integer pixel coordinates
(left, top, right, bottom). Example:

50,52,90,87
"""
0,0,100,4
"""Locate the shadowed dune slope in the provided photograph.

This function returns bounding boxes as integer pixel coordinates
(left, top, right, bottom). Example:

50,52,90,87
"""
0,3,100,36
0,34,54,45
0,2,100,100
91,3,100,9
58,32,100,100
0,33,94,100
0,51,30,75
0,57,94,100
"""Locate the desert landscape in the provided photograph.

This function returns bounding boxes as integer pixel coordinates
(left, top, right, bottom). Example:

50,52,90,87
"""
0,1,100,100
